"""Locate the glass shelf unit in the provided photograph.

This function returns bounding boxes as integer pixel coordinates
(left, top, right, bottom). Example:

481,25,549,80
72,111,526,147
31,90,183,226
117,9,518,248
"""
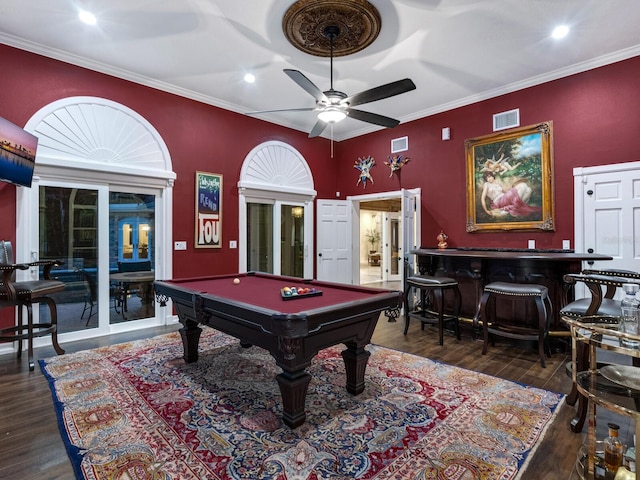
565,316,640,479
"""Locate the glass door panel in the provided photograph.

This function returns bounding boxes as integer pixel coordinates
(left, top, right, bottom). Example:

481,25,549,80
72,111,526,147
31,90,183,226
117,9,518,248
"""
281,205,304,277
109,192,155,324
247,202,273,273
39,186,99,333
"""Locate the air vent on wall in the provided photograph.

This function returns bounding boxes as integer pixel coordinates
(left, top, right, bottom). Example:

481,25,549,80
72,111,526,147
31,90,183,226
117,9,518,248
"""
391,136,408,153
493,109,520,131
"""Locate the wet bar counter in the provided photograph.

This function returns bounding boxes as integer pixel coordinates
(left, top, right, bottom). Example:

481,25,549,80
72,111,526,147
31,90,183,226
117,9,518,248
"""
411,248,613,334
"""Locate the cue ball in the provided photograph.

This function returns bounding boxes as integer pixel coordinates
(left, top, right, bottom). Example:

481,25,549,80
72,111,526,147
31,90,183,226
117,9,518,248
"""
233,278,240,285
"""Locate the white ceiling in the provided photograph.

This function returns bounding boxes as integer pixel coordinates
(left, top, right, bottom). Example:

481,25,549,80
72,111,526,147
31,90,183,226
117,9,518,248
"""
1,0,639,141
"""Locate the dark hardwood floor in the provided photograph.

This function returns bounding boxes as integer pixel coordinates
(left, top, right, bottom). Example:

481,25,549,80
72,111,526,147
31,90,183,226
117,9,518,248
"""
373,318,582,480
0,315,599,480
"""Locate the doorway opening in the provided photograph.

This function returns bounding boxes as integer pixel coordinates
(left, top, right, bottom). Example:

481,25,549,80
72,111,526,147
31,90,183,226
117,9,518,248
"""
352,194,402,288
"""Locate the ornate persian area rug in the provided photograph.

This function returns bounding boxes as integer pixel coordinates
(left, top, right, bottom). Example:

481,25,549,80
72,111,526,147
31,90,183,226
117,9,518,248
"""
40,329,564,480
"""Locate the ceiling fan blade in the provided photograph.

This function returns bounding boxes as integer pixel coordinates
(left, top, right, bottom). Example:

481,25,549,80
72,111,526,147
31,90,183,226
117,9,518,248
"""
284,69,327,103
344,78,416,107
246,107,316,115
308,119,328,138
347,109,400,128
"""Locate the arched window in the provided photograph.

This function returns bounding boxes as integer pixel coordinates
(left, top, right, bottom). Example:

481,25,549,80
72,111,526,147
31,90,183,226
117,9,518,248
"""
17,97,175,339
238,141,316,278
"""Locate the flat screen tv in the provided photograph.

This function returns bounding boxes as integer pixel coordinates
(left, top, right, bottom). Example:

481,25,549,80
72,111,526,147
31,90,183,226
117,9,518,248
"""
0,115,38,188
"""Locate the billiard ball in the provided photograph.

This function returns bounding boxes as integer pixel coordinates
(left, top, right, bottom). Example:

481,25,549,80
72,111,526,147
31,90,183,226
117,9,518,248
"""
233,278,240,285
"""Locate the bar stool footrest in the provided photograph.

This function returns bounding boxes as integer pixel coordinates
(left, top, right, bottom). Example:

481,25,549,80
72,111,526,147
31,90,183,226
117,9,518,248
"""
0,323,57,341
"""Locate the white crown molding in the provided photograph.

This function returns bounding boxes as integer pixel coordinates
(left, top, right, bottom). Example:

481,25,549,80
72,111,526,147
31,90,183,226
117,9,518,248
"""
4,33,640,143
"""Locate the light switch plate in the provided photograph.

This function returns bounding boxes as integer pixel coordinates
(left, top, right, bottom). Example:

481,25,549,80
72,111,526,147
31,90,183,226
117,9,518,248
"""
563,240,571,250
528,240,535,249
229,240,237,249
174,241,187,250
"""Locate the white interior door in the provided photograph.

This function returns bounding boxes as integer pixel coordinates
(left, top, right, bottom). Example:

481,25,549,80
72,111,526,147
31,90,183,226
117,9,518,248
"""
316,199,352,284
402,188,421,277
575,162,640,297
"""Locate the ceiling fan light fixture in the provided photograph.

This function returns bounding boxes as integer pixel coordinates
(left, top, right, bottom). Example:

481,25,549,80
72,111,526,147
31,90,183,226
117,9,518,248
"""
318,107,347,123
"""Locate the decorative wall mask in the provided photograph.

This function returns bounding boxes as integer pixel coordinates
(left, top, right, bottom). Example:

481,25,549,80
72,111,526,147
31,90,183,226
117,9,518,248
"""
384,154,410,177
354,156,375,188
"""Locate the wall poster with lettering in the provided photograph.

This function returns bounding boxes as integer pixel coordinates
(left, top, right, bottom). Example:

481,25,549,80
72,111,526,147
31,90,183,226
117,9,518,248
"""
195,172,222,248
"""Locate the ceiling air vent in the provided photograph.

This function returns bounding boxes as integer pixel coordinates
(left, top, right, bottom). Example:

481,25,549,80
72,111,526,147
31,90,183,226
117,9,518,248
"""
391,136,408,153
493,109,520,131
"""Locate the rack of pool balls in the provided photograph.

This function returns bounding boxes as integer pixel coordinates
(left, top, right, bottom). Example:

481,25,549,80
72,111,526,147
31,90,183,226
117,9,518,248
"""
280,285,322,300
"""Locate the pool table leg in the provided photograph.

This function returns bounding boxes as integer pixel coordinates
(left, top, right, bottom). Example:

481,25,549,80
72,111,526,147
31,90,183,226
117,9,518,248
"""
276,370,312,429
179,320,202,363
341,342,371,395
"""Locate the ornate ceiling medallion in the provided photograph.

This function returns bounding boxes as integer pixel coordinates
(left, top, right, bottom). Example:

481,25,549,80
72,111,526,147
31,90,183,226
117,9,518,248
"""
282,0,381,57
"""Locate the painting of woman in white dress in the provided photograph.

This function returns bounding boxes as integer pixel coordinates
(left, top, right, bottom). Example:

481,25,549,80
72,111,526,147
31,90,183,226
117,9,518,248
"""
465,122,555,232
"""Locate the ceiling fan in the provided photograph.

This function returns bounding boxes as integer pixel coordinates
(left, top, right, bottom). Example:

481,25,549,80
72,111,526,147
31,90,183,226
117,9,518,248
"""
247,25,416,138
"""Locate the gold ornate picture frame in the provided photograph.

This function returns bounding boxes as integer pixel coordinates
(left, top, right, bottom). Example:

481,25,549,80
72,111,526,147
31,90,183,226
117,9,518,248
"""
195,171,222,248
465,122,555,232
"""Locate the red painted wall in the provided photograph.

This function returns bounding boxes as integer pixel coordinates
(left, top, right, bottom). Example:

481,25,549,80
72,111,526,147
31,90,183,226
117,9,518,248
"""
336,56,640,249
0,45,336,278
1,44,639,270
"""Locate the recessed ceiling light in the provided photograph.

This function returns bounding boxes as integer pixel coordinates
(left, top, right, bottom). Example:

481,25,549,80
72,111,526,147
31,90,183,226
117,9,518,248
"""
244,73,256,84
551,25,569,39
78,10,97,25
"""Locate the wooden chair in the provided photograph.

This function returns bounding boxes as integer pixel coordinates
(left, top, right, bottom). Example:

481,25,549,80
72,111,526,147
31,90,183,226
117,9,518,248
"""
0,240,66,370
560,269,640,320
75,268,97,325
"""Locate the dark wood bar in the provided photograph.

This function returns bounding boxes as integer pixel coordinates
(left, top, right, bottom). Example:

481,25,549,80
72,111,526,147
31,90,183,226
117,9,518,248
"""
411,248,613,335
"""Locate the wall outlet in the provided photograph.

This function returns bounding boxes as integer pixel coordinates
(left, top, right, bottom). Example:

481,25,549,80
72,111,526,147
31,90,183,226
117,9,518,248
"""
229,240,237,249
174,241,187,251
528,240,535,249
562,240,571,250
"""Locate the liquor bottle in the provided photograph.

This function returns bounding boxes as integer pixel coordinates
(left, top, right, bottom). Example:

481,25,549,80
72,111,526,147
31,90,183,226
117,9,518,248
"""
605,423,624,473
621,283,640,348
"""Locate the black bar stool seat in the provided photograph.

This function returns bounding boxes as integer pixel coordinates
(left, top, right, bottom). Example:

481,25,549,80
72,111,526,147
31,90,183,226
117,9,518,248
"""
479,281,552,367
404,275,461,345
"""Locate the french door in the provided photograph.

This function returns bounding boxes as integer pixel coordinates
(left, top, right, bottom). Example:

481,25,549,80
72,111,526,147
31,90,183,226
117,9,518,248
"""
118,217,152,262
27,180,160,341
245,199,310,277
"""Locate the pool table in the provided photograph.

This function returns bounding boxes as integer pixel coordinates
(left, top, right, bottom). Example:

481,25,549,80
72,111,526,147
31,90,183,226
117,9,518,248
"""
154,272,403,428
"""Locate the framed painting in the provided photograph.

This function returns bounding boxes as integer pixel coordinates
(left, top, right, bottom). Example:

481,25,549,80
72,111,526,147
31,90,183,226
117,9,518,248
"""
195,171,222,248
465,121,554,232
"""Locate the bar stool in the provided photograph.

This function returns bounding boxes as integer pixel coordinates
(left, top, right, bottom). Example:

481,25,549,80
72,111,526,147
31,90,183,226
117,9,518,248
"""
404,275,461,345
479,282,552,367
0,240,66,371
